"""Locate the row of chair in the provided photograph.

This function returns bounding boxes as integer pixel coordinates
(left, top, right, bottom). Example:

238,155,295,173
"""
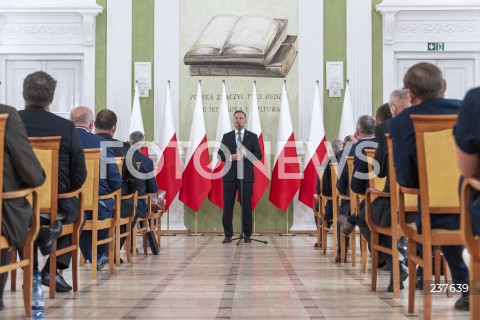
0,133,164,317
314,115,477,319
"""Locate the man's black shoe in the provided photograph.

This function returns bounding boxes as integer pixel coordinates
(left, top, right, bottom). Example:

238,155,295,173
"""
244,238,251,243
97,254,109,271
41,271,72,292
387,262,408,292
454,295,469,311
38,221,63,256
222,236,232,244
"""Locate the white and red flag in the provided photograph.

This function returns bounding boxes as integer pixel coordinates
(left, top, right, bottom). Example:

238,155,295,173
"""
338,82,355,140
247,82,269,210
156,82,183,211
298,82,327,208
208,82,232,209
269,82,301,211
179,82,212,211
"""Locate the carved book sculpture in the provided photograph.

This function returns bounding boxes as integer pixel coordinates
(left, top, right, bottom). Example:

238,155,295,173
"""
184,14,297,78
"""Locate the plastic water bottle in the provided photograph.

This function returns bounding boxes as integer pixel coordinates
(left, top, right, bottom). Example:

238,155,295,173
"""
32,271,44,318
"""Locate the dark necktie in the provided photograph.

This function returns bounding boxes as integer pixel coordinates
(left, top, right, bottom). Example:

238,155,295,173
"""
236,131,242,148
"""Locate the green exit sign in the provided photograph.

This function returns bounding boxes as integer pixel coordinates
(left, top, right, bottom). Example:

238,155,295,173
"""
428,42,445,51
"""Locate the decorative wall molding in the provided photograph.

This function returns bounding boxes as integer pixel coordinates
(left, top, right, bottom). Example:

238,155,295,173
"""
347,0,372,120
0,0,102,109
106,0,132,142
376,0,480,102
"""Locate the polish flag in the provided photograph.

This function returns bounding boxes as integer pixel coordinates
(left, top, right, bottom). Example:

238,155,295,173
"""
155,82,182,211
179,82,212,212
298,82,327,208
208,82,232,209
129,82,145,135
247,82,269,210
269,82,301,211
338,82,355,140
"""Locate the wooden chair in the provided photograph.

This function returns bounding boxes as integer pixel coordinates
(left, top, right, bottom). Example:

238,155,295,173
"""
81,149,120,279
27,137,83,299
0,115,40,317
313,167,326,250
336,157,357,265
114,156,135,266
149,190,165,249
396,115,463,319
329,163,339,257
460,177,480,320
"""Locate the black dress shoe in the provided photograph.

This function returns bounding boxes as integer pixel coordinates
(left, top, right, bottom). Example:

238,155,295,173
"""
454,295,469,311
222,236,232,244
97,254,109,271
244,238,251,243
41,271,72,292
387,262,409,292
38,221,63,256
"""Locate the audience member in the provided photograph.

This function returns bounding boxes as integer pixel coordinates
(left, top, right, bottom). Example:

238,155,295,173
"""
70,106,122,270
19,71,86,293
389,62,469,310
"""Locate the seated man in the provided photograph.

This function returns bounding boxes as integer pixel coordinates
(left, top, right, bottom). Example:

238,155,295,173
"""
336,117,375,261
389,62,469,310
0,104,62,310
70,106,122,270
95,109,139,243
20,71,87,292
127,131,158,222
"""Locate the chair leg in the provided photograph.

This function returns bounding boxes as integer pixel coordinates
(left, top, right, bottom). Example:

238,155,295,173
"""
132,224,138,257
471,256,480,320
361,234,367,273
143,231,148,255
10,252,16,291
340,233,346,263
422,245,433,320
21,245,33,318
322,227,328,255
108,226,115,274
316,215,322,249
434,246,441,285
407,240,417,313
391,235,401,298
443,260,452,298
72,231,79,292
126,222,132,263
157,217,162,248
371,233,379,292
91,227,98,280
115,224,121,267
351,229,357,267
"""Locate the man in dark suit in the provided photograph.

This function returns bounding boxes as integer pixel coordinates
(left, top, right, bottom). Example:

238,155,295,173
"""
19,71,87,293
70,106,122,270
389,62,469,310
218,110,262,244
0,104,50,310
95,109,139,220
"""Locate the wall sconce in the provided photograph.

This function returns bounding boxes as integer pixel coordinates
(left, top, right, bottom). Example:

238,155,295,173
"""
134,62,152,98
326,61,344,98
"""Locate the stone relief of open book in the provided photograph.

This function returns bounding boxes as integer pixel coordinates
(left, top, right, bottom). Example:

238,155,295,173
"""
184,14,297,77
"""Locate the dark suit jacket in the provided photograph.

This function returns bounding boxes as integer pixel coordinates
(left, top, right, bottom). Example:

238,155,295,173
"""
130,151,158,218
389,98,461,230
218,129,262,182
0,105,46,247
20,107,87,223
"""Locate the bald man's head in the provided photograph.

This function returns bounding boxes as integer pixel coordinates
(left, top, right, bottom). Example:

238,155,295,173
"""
70,106,94,131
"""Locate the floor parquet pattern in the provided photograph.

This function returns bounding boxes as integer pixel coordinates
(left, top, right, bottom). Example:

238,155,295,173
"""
0,235,470,319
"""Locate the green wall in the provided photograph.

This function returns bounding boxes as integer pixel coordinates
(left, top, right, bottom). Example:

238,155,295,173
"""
93,0,384,232
323,0,346,141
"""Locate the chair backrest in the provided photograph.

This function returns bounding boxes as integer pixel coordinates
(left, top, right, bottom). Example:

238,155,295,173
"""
461,177,480,256
114,157,124,176
0,114,8,240
365,149,386,191
411,115,460,231
83,149,101,211
29,137,61,220
330,162,338,199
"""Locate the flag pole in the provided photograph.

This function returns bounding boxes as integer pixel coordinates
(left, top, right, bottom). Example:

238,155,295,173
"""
279,207,295,236
188,211,204,236
252,210,262,236
163,209,176,236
